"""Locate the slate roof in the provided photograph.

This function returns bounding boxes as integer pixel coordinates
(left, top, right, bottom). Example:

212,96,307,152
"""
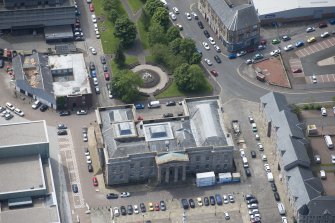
207,0,259,31
299,196,335,217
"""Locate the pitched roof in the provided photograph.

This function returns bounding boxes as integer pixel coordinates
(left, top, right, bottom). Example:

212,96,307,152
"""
207,0,259,31
299,196,335,217
155,152,189,165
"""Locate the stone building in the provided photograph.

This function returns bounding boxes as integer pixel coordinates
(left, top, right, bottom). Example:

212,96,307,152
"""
198,0,260,52
96,96,235,185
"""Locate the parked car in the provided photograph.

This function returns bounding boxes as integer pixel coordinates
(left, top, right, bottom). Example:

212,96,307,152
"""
282,35,291,41
57,124,67,129
166,101,176,106
88,164,93,172
209,196,216,205
185,12,192,20
32,100,41,109
215,194,223,205
274,192,281,201
228,53,237,59
321,107,327,116
251,150,256,158
321,32,330,38
77,110,87,115
100,56,106,64
284,44,294,51
203,30,210,38
120,192,130,198
120,206,127,215
140,203,146,212
202,42,210,50
214,45,221,53
181,199,189,209
306,27,315,33
135,103,145,109
197,21,204,29
197,197,203,206
57,130,67,135
204,197,209,206
127,205,133,215
133,204,139,214
204,58,212,66
14,108,24,116
315,154,321,164
169,12,176,21
210,69,218,77
319,22,327,28
148,202,154,211
72,184,78,193
208,37,215,45
214,55,221,63
271,182,277,192
40,104,48,112
6,102,15,111
154,203,160,211
272,38,281,44
92,177,98,186
307,36,316,43
160,201,166,211
59,110,71,116
172,7,179,14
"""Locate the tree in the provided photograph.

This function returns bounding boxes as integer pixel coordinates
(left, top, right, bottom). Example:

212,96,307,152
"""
166,26,180,42
109,9,118,23
179,38,196,63
114,16,137,47
111,70,143,103
144,0,164,16
169,38,182,55
104,0,119,11
151,44,169,64
174,63,205,91
152,7,169,30
114,44,125,67
189,52,202,64
148,23,166,46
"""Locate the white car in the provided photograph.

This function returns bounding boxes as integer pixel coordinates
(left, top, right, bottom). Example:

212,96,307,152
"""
169,12,176,21
223,194,229,204
202,42,210,50
257,143,264,151
113,207,120,217
264,163,271,172
197,197,203,206
95,30,100,39
172,7,179,14
109,90,113,99
93,77,98,86
249,209,259,215
77,110,88,115
224,212,230,220
86,156,92,164
14,108,24,117
333,106,335,115
176,23,183,30
312,74,317,83
94,23,99,31
208,37,215,45
214,45,221,52
89,47,97,55
331,154,335,164
245,59,253,64
133,205,139,214
204,58,212,66
120,192,130,198
261,154,267,161
32,100,41,109
85,148,90,156
237,51,246,57
248,203,258,209
91,14,97,23
321,32,330,38
191,12,198,19
281,216,288,223
6,102,15,111
306,27,315,33
185,12,191,20
83,133,88,142
284,44,293,51
270,49,281,56
321,107,327,116
240,149,245,157
255,133,260,140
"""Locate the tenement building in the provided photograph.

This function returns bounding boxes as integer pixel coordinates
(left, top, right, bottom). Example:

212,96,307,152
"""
96,96,235,185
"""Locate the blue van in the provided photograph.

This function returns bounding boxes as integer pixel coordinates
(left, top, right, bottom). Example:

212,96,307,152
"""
215,194,223,205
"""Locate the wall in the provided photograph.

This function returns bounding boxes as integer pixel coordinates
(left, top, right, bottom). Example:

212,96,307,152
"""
0,142,49,159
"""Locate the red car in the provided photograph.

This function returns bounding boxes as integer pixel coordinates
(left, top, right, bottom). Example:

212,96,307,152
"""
210,69,218,77
260,39,267,45
89,3,94,12
104,72,110,81
154,203,160,211
92,177,98,186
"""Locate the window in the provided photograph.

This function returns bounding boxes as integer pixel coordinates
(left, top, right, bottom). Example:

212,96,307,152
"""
130,164,134,169
206,156,210,161
196,165,200,170
196,156,200,162
140,162,143,168
119,175,123,179
205,164,210,169
186,166,190,171
216,164,220,169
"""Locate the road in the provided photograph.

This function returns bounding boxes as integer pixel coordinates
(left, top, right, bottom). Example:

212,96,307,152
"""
167,0,335,104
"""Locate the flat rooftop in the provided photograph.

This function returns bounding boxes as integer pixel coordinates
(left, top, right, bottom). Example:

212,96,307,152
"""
0,155,44,194
98,97,232,159
49,54,91,96
0,0,74,11
0,120,48,148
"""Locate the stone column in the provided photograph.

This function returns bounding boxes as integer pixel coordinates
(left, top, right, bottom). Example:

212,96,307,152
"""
182,165,186,181
157,166,161,183
165,166,170,183
174,166,179,182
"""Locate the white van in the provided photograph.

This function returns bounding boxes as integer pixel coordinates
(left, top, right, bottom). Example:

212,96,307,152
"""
324,135,334,149
277,202,286,215
242,156,249,168
148,101,160,108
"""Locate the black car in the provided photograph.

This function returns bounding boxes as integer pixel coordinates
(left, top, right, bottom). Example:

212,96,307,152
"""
319,22,328,28
100,56,106,64
215,194,223,205
89,62,95,71
197,21,204,29
181,199,189,209
106,193,118,199
75,36,85,41
214,55,221,63
204,197,209,206
204,30,210,38
271,182,277,192
59,110,71,116
57,130,68,135
140,203,146,212
209,196,216,205
163,113,173,118
247,198,258,204
0,59,4,68
127,205,133,215
160,201,166,211
274,192,280,201
245,168,251,177
72,184,78,193
88,164,93,172
189,199,195,208
166,101,176,106
40,104,48,112
120,206,127,215
251,150,256,158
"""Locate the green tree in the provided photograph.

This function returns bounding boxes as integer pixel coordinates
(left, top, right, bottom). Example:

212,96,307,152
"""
148,23,166,46
114,44,125,67
166,26,180,42
152,7,169,30
174,63,205,91
109,9,118,23
169,38,182,55
151,43,169,64
114,16,137,47
144,0,164,16
189,52,202,64
104,0,119,11
111,70,143,103
179,38,196,63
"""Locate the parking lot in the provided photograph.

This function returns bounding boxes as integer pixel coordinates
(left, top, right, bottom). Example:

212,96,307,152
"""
296,37,335,58
301,109,335,196
135,100,185,120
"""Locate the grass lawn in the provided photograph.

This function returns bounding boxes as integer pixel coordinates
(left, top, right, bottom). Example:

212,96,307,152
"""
128,0,143,14
157,79,213,99
93,0,126,54
136,19,149,49
145,54,155,63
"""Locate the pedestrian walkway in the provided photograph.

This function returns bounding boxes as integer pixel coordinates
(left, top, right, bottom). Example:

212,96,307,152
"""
296,37,335,58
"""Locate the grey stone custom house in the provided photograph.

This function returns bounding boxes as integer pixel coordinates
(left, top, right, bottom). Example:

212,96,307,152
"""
198,0,260,52
96,96,235,185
